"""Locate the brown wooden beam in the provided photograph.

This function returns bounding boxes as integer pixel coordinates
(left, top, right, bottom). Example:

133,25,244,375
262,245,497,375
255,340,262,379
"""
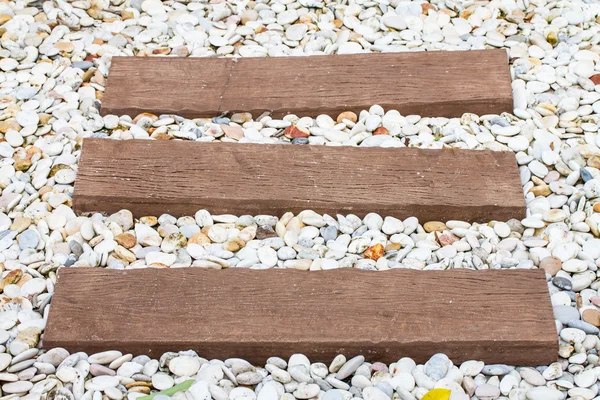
100,50,513,119
73,139,526,222
43,267,556,365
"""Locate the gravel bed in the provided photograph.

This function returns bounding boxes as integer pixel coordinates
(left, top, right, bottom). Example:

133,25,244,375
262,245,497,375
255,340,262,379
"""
1,0,600,399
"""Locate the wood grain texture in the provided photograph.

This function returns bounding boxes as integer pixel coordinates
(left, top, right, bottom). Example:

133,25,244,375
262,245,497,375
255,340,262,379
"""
43,267,557,365
73,139,526,222
100,50,513,119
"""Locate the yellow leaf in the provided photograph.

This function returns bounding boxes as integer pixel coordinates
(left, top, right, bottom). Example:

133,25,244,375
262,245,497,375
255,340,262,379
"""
422,388,451,400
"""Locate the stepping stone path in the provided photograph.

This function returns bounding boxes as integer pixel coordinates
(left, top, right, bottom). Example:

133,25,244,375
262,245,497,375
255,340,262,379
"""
1,0,600,399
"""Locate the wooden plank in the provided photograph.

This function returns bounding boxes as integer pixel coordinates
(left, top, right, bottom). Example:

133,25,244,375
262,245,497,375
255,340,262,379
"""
100,50,513,119
73,139,526,222
43,268,556,365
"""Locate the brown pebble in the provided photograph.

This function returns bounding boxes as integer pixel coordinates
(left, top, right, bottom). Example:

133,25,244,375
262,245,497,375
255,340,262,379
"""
125,382,152,389
0,269,23,290
14,158,32,171
133,113,158,124
424,221,446,233
189,232,211,245
256,225,278,240
437,231,459,246
121,9,135,19
231,112,252,124
373,127,389,135
336,111,357,124
25,146,42,159
364,243,384,260
529,185,551,197
128,387,151,394
421,2,437,14
55,41,74,52
115,233,136,249
591,74,600,85
48,164,72,178
224,237,246,252
588,155,600,169
539,256,562,276
284,125,310,139
221,124,244,140
10,216,31,233
152,132,171,140
594,203,600,213
385,242,401,251
0,119,20,133
0,14,12,24
583,309,600,327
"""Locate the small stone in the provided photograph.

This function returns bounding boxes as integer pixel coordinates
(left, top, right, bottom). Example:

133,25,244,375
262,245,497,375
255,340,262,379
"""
2,381,33,394
335,355,364,380
17,230,38,249
169,356,200,376
540,256,562,276
152,373,174,390
207,225,228,243
425,354,451,380
337,112,358,124
284,125,310,139
115,233,136,249
424,221,446,232
552,276,572,291
553,305,580,324
582,309,600,327
364,243,384,261
221,125,244,140
475,384,500,399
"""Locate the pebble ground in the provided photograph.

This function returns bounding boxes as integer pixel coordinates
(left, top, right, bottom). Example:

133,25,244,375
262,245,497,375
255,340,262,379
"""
1,0,600,399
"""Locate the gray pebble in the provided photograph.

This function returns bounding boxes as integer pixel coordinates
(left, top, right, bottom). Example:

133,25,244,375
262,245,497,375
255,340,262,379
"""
136,246,161,259
180,224,200,238
18,229,38,249
64,255,77,266
567,320,599,335
581,168,593,183
552,277,573,291
69,240,83,258
553,305,580,324
322,389,344,400
320,226,338,241
425,354,451,380
212,117,230,124
482,364,513,376
335,356,364,380
16,87,38,100
277,246,297,260
375,382,393,398
297,237,314,248
292,138,309,145
72,61,94,70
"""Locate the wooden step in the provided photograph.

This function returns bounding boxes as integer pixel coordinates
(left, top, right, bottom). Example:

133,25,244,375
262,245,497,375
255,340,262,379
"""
43,267,556,365
73,139,526,222
100,50,512,119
